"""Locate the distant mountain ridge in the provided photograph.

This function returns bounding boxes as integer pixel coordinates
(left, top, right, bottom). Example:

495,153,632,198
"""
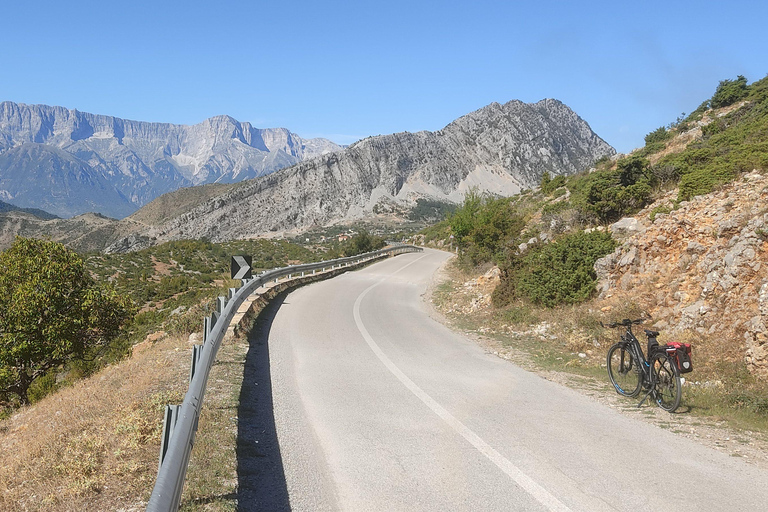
105,98,614,250
0,199,58,220
0,101,343,218
0,98,614,252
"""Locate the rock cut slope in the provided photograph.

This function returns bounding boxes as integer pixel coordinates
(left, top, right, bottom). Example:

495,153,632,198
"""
596,171,768,377
107,99,613,250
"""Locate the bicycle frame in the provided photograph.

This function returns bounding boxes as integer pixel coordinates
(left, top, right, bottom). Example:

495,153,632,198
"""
619,329,652,383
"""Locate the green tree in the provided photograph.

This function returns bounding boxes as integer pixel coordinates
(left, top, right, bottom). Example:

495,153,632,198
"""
0,238,134,405
341,230,386,256
449,188,484,247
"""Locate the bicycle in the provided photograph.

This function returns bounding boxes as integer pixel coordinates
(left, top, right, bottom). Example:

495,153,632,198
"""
603,318,682,413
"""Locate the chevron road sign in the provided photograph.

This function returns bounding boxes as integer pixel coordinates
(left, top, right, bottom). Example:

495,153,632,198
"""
230,255,253,279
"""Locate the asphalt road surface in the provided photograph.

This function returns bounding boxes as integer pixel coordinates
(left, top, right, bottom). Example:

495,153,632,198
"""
237,248,768,511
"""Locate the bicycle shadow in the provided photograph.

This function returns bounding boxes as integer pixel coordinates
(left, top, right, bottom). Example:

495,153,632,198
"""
236,292,291,511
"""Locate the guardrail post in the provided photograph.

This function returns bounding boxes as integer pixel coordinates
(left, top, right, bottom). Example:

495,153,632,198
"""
217,296,226,315
189,344,203,382
204,316,212,342
159,404,181,469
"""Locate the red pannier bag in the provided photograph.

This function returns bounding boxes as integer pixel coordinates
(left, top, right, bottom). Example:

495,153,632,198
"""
665,342,693,373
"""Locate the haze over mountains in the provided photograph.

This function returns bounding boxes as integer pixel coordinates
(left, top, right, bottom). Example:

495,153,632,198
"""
0,98,614,252
0,101,343,218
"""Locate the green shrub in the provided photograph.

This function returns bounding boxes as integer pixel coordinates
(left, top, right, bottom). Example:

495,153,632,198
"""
541,173,567,195
541,200,571,216
649,205,673,222
340,230,386,256
568,156,654,223
27,371,59,404
711,75,749,109
493,231,617,308
450,191,525,266
644,126,672,145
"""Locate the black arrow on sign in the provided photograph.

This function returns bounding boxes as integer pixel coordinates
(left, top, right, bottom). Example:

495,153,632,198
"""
231,255,253,279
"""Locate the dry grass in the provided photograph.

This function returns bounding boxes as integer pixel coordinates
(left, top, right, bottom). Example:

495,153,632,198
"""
0,333,190,511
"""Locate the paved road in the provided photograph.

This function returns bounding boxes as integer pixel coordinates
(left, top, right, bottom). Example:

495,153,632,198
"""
241,248,768,511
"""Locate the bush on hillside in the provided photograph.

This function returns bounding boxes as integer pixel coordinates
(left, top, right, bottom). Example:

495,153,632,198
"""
568,156,654,223
540,173,567,195
492,231,617,308
450,190,526,266
644,126,672,146
710,75,749,109
341,230,386,256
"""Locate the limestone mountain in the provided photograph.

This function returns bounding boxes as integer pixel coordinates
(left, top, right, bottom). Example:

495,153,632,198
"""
0,98,613,252
0,101,343,218
106,99,614,250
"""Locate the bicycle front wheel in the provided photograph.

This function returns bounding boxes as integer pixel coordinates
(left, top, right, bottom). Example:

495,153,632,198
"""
651,353,682,412
607,343,642,397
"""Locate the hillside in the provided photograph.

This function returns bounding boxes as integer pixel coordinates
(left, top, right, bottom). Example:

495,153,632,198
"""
0,200,58,220
420,75,768,428
0,102,343,218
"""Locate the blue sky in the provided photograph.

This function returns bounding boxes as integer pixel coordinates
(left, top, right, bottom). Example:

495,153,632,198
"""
2,0,766,153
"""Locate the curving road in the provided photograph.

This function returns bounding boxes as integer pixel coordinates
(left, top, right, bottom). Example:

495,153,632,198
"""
238,248,768,511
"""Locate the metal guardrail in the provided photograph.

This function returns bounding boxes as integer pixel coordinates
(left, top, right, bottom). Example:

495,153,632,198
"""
146,244,423,511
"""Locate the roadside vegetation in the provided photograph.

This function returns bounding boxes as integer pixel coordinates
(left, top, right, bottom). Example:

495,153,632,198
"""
424,74,768,434
0,230,392,418
0,228,399,510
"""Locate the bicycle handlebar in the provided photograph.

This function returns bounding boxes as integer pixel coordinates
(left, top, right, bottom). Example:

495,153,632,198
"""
601,318,645,329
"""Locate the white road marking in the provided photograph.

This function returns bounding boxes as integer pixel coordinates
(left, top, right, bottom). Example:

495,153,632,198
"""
353,254,572,512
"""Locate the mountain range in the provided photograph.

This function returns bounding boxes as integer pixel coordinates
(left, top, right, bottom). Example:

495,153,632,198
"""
0,99,614,252
0,101,343,218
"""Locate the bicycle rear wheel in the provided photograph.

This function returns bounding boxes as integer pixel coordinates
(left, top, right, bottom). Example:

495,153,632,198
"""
607,343,642,397
651,353,682,412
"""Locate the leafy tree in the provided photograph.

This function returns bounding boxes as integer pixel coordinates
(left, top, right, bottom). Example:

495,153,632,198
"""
577,156,654,223
449,189,484,247
449,190,525,266
540,173,567,195
341,230,386,256
0,238,134,405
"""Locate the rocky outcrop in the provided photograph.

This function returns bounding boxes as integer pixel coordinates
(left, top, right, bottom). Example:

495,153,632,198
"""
0,102,342,218
105,99,613,250
595,171,768,377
